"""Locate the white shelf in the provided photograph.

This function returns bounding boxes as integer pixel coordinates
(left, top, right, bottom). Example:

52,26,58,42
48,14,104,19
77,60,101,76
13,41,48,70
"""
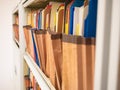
13,5,19,14
24,52,56,90
23,0,47,8
23,0,34,7
14,38,19,48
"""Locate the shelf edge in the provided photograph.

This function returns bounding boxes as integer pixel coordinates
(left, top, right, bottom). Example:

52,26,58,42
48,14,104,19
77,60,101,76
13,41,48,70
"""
24,52,56,90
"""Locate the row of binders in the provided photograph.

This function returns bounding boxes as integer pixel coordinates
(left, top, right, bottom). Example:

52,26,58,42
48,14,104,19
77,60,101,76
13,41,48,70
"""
23,0,97,90
13,14,19,42
24,61,41,90
24,71,41,90
26,0,97,37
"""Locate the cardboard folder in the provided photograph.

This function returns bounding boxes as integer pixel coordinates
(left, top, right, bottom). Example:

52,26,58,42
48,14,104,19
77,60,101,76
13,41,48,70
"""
15,14,19,25
13,24,19,42
62,34,95,90
31,28,40,67
45,30,62,90
45,30,56,87
33,30,47,74
85,38,95,90
23,25,35,60
69,0,84,35
56,4,65,33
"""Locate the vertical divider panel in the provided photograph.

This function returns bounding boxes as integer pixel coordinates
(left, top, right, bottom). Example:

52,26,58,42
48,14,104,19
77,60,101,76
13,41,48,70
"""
94,0,113,90
19,2,27,90
107,0,120,90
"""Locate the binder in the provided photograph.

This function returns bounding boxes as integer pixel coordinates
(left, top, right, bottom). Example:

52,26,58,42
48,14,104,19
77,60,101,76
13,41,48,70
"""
41,9,45,29
84,0,98,37
38,10,42,29
69,0,84,35
73,6,84,35
56,4,65,33
65,1,74,34
49,2,63,31
27,10,32,26
44,5,52,29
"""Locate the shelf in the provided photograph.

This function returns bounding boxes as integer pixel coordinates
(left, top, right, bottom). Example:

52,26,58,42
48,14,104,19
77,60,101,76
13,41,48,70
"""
23,0,47,9
14,38,20,48
23,0,65,9
13,5,19,14
24,52,56,90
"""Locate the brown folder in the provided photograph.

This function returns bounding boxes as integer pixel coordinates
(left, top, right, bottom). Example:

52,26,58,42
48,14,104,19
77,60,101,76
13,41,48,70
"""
62,34,95,90
23,25,35,60
45,30,56,86
56,4,65,33
45,30,62,90
85,38,95,90
13,24,19,42
24,75,30,89
33,30,47,74
50,30,62,90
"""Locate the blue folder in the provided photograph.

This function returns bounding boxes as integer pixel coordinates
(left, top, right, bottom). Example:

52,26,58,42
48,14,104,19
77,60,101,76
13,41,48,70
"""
38,11,42,29
38,12,41,29
69,0,84,35
31,28,40,67
84,0,98,37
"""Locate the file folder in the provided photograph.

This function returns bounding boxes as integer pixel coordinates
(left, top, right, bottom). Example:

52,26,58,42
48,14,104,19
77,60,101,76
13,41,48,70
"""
49,2,63,31
27,10,32,26
33,30,47,74
45,30,62,90
65,1,74,34
84,0,98,37
31,28,40,67
69,0,84,35
23,25,35,60
85,38,95,90
44,5,52,29
56,4,65,33
45,30,56,88
13,24,19,42
62,34,95,90
73,6,84,35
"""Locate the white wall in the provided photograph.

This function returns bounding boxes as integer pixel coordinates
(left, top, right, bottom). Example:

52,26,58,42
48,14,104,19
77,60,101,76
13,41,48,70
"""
0,0,20,90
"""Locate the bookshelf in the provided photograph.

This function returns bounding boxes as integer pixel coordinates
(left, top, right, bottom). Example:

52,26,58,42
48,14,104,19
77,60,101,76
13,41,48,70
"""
12,0,120,90
13,0,96,90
